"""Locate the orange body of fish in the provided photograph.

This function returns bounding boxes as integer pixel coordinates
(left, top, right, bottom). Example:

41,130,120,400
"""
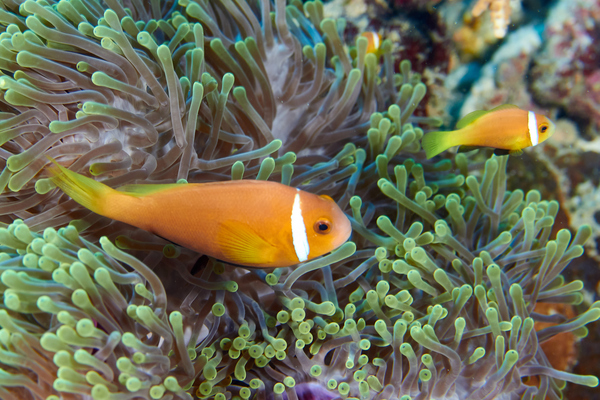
48,161,352,268
360,32,382,55
421,105,556,159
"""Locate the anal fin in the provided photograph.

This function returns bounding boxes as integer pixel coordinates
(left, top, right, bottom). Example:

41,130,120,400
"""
492,148,522,156
493,148,511,156
508,149,523,156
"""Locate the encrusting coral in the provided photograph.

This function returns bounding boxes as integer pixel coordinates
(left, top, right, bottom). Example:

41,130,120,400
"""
0,0,598,400
471,0,513,38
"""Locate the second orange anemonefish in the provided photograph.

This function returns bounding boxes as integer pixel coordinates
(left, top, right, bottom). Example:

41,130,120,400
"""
47,159,352,268
421,104,556,159
360,31,382,55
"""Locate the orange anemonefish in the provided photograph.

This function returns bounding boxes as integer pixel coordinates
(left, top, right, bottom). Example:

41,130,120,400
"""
47,160,352,268
360,31,382,55
421,104,556,159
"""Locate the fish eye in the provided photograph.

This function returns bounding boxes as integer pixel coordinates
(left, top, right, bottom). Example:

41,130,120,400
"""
314,219,331,234
539,124,548,133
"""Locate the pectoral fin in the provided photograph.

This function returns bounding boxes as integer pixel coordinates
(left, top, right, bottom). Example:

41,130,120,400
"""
508,149,523,156
217,220,277,266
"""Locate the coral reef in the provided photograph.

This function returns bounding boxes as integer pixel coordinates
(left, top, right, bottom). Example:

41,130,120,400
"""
531,0,600,136
459,24,544,116
446,0,523,61
0,1,598,400
471,0,514,38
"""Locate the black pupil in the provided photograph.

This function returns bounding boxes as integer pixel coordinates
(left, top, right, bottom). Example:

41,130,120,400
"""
318,223,329,231
541,126,547,132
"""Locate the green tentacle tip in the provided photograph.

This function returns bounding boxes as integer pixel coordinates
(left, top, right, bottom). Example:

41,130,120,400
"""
266,273,279,285
468,347,486,364
226,281,238,292
231,161,245,180
169,311,183,327
354,369,367,382
272,338,287,351
249,378,264,389
310,365,322,377
198,382,212,396
163,244,180,258
212,303,226,317
277,310,290,324
164,376,181,392
349,195,362,210
359,338,371,350
375,247,388,262
126,377,142,392
257,157,275,180
283,376,296,388
580,375,599,387
240,387,252,399
90,384,111,400
325,322,340,335
315,301,335,316
291,308,306,322
274,382,285,394
419,369,432,382
221,72,235,93
157,44,173,61
338,382,350,395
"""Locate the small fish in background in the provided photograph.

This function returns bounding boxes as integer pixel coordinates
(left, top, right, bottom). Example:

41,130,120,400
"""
47,159,352,268
421,104,556,159
360,31,382,55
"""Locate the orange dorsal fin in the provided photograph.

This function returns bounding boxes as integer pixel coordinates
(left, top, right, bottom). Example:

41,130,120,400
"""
217,220,277,266
455,105,520,129
116,183,189,197
456,110,489,129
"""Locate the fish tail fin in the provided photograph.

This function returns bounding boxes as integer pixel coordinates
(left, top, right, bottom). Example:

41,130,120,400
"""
421,130,455,159
47,157,116,217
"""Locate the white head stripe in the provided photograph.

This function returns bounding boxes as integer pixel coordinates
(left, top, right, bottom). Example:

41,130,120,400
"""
291,191,310,262
371,33,380,50
528,111,538,146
